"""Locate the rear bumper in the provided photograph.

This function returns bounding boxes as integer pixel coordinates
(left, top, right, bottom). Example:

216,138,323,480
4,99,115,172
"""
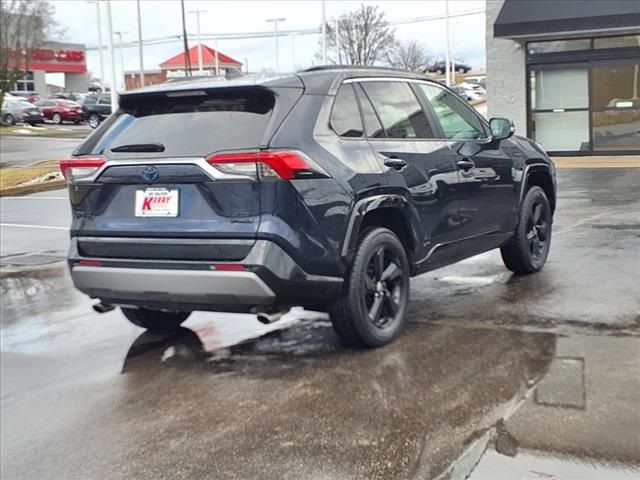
72,266,276,305
68,238,343,311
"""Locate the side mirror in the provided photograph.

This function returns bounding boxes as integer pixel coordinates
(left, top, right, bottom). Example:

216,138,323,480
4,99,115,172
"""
489,117,515,141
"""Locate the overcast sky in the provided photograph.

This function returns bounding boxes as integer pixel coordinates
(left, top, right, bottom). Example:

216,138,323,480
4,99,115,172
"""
48,0,486,87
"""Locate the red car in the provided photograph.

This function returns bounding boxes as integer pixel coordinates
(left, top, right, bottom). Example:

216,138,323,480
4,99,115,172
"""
34,99,83,124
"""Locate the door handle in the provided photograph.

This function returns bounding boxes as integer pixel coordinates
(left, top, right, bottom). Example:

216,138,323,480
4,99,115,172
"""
456,159,475,171
384,157,407,171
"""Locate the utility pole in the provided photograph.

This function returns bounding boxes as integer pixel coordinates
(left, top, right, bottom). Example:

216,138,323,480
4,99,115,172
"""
114,31,127,90
445,0,451,86
136,0,144,87
321,0,327,64
291,34,296,72
214,38,220,76
189,9,207,73
105,0,117,109
87,1,105,85
265,18,286,74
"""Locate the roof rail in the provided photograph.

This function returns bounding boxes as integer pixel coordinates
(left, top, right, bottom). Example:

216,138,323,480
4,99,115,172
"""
301,65,421,74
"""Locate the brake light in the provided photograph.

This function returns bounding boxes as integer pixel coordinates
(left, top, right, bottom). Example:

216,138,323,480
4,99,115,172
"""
211,264,247,271
59,157,106,183
206,150,326,180
77,260,102,267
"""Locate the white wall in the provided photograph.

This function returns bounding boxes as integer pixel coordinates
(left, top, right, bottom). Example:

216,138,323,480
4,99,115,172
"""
65,73,88,93
33,71,47,96
485,0,527,135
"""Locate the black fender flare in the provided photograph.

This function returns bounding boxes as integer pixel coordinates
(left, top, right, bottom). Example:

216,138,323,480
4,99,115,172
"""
518,162,555,207
341,194,419,257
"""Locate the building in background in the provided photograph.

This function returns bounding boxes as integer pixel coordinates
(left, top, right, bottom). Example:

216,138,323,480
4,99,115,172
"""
7,41,88,94
125,44,243,90
486,0,640,156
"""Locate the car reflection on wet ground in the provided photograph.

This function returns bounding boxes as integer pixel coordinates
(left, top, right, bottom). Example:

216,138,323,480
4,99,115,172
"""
1,168,639,480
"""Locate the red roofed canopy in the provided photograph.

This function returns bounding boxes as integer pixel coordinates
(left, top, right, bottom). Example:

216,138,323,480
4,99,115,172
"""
160,44,242,70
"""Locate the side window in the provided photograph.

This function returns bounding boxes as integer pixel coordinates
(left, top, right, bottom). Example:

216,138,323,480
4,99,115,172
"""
98,97,110,105
330,84,364,138
84,96,97,105
419,84,487,140
361,81,435,139
354,83,385,138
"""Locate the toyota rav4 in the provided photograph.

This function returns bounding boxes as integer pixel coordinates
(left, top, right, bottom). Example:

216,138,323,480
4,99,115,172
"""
61,67,556,348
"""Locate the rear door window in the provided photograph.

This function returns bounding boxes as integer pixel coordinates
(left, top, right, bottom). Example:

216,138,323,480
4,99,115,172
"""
361,81,435,139
330,84,363,138
354,83,386,138
76,88,277,158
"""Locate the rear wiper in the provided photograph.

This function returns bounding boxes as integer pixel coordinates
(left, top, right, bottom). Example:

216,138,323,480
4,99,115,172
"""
110,142,165,153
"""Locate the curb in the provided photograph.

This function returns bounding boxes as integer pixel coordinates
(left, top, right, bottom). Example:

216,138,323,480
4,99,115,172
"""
552,156,640,169
0,180,66,197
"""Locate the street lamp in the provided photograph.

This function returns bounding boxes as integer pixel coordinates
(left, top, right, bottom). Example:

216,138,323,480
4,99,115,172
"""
105,0,117,109
114,31,128,91
86,0,104,84
188,9,207,73
136,0,144,87
265,17,286,74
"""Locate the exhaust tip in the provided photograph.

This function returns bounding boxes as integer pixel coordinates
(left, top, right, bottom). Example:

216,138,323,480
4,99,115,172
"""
256,311,284,324
93,302,115,314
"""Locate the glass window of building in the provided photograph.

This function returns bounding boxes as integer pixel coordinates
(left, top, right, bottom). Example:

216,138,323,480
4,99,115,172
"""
527,39,591,55
594,35,640,49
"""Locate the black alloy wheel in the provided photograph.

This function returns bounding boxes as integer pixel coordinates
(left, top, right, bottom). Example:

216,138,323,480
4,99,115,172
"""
329,227,410,348
362,244,405,329
501,186,552,274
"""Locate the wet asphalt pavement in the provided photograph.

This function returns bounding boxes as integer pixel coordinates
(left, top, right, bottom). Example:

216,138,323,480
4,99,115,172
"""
1,168,639,479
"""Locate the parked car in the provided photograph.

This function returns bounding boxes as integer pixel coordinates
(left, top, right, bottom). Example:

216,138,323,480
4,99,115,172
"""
465,75,486,89
9,91,41,103
61,67,556,348
424,61,472,75
82,93,112,128
49,92,89,103
1,98,44,125
35,99,83,124
451,82,486,101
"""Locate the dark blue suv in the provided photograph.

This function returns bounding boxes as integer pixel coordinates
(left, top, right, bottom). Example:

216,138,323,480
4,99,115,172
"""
61,67,556,348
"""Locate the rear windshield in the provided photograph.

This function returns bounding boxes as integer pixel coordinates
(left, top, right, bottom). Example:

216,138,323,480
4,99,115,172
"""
76,88,276,157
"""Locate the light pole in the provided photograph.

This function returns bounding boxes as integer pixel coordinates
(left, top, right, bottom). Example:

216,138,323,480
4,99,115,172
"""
105,0,117,109
136,0,144,87
265,17,285,74
87,0,104,84
291,33,296,72
445,0,451,86
189,9,207,73
114,31,128,90
321,0,327,64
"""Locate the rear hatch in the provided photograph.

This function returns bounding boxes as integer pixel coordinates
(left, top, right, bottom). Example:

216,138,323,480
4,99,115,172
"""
66,83,303,260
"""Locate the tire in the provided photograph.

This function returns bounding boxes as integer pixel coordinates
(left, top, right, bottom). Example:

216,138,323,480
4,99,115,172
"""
328,228,410,348
458,67,466,74
436,68,443,75
501,186,553,274
73,119,80,124
88,113,100,129
52,113,62,124
121,307,191,332
3,114,15,125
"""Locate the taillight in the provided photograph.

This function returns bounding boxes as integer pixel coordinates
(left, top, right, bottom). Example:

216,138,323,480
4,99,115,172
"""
59,157,106,183
206,150,327,180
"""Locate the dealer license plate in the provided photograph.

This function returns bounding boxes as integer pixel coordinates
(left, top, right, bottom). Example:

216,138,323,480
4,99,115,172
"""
135,188,179,217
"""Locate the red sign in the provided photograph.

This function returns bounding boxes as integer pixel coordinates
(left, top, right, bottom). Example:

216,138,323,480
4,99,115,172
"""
8,48,85,63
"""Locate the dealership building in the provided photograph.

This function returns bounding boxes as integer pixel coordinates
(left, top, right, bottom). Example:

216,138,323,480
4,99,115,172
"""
486,0,640,156
8,41,88,94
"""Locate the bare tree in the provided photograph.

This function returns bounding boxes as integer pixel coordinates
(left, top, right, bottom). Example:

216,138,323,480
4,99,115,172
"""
321,5,395,66
0,0,61,104
386,39,433,72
